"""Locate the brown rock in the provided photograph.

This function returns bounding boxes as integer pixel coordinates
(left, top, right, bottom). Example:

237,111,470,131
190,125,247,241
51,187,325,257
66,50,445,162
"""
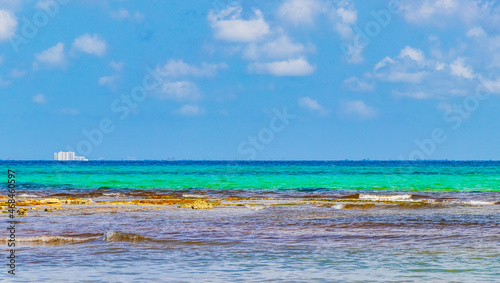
40,198,61,204
65,199,93,205
17,207,28,215
181,199,214,209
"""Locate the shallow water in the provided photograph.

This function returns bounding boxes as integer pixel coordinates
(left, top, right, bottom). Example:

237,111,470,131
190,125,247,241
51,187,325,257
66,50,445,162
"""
1,161,499,282
3,204,499,282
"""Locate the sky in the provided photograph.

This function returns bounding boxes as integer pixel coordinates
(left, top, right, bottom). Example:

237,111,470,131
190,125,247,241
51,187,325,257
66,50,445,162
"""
1,0,500,160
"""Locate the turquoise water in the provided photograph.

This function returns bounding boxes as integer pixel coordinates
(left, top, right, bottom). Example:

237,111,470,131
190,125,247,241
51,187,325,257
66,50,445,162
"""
3,160,500,192
1,161,499,282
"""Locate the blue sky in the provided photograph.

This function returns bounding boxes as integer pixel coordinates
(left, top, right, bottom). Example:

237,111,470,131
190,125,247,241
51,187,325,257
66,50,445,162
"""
1,0,500,160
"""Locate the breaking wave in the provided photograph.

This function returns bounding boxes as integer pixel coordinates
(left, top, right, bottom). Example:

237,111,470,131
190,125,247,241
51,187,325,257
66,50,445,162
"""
359,194,414,201
5,235,100,244
3,231,153,245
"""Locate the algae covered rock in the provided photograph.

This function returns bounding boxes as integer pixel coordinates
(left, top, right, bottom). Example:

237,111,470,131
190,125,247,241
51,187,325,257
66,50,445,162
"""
181,199,214,209
65,199,93,205
17,207,28,215
40,198,61,204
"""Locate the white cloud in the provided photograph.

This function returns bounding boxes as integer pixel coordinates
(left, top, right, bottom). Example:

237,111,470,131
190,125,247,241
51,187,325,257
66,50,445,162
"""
155,81,200,101
178,104,203,116
243,35,312,60
248,57,315,76
373,46,433,83
464,29,500,69
343,76,374,92
32,94,46,104
336,6,357,25
110,61,124,71
278,0,357,28
342,44,364,64
34,42,66,67
340,100,377,119
277,1,361,63
399,0,495,27
73,33,107,56
277,0,325,26
110,8,144,22
437,102,454,113
110,8,129,20
298,96,327,114
155,59,226,78
332,1,360,63
466,26,486,38
208,3,322,74
99,62,123,90
152,60,226,101
399,46,426,65
371,47,481,99
0,9,17,41
479,76,500,94
449,57,475,79
98,75,119,90
374,57,395,71
208,6,270,42
435,62,446,70
98,75,116,85
374,46,427,70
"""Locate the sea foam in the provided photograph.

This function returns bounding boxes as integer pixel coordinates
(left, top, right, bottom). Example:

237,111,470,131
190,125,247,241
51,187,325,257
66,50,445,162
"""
359,194,413,201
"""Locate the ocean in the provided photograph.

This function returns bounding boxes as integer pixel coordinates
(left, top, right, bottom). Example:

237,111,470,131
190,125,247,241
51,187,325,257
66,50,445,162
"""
1,161,499,282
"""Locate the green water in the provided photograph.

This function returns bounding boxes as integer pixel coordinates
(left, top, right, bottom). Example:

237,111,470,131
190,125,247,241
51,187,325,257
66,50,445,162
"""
3,160,500,192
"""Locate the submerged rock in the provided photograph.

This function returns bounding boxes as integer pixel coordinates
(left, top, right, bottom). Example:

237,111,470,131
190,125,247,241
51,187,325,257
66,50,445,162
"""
17,207,28,215
65,199,93,205
181,199,214,209
40,198,61,205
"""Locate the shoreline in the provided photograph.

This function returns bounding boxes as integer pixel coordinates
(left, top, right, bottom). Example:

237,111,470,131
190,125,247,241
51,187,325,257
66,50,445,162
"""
2,190,499,282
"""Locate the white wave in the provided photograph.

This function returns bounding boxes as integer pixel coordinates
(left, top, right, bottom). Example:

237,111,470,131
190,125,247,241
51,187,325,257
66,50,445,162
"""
18,194,38,198
103,193,123,197
245,204,266,211
182,194,206,198
359,194,413,201
462,200,498,205
3,235,99,243
332,204,344,209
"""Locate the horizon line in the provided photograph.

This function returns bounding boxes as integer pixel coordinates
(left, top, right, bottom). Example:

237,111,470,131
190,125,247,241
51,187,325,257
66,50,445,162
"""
2,159,500,162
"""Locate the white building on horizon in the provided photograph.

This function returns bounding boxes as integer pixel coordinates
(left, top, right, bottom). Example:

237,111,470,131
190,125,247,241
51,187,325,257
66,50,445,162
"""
54,151,88,161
